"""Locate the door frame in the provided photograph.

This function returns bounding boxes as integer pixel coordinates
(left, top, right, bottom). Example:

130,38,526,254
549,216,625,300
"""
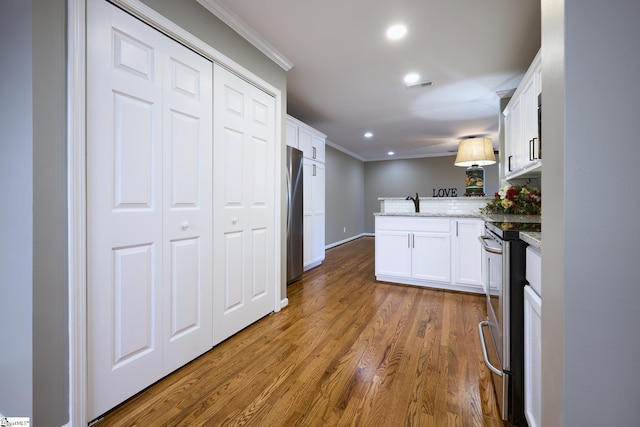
67,0,283,424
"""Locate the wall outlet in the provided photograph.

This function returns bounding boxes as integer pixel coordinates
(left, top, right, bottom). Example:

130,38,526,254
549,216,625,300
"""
343,227,346,233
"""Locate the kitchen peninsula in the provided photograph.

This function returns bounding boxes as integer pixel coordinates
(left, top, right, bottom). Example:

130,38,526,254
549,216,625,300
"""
374,197,542,293
374,197,490,294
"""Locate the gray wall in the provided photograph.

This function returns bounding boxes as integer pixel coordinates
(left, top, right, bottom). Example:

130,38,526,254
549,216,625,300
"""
32,0,69,424
0,0,34,418
363,156,499,232
324,145,365,245
542,0,640,425
4,0,287,423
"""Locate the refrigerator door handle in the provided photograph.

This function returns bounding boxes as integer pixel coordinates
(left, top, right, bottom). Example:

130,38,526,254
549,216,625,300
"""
286,168,291,231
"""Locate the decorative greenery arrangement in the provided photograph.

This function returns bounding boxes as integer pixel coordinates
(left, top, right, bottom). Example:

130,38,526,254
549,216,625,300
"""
481,184,541,215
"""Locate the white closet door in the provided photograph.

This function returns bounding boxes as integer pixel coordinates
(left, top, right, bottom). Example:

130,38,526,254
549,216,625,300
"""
87,0,212,419
213,64,276,345
160,26,213,374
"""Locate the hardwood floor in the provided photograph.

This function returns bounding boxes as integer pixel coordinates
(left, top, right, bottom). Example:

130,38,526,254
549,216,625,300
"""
95,237,506,426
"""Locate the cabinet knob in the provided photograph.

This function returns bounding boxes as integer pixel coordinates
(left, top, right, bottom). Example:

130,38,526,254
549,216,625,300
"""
181,222,190,231
232,217,238,225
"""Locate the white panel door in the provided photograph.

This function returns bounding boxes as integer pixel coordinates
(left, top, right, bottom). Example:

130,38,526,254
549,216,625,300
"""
87,0,212,419
213,64,276,345
161,28,213,374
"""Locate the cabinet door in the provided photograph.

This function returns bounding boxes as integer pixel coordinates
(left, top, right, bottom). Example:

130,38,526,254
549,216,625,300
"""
312,162,325,263
412,232,451,283
311,134,325,162
303,159,325,268
302,158,314,268
521,77,540,170
524,286,542,427
375,230,412,278
298,125,314,159
286,121,298,148
453,219,483,288
504,96,524,176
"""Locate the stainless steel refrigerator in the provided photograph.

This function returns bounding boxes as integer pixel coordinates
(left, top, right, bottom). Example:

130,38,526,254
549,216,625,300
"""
286,146,304,284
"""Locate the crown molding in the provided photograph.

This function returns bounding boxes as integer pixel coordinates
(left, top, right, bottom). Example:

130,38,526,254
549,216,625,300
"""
196,0,293,71
325,139,366,162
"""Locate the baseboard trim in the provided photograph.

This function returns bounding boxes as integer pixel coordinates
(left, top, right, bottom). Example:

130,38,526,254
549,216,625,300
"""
325,233,372,250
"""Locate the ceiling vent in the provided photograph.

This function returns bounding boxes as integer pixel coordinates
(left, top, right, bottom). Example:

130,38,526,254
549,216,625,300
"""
405,81,434,89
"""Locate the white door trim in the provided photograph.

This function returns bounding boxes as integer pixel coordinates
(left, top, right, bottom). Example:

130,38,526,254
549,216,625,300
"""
67,0,283,424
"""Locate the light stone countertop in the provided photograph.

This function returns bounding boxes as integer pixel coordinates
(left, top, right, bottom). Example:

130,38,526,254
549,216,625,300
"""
520,232,541,250
375,211,543,249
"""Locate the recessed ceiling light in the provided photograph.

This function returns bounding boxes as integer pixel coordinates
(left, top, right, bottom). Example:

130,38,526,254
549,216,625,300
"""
387,151,395,156
386,24,407,40
404,73,420,85
364,132,373,138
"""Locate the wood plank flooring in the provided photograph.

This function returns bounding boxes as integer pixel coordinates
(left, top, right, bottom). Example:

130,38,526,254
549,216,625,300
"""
95,236,506,426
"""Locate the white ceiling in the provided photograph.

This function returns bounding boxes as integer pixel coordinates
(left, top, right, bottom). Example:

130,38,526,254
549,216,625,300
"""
201,0,540,161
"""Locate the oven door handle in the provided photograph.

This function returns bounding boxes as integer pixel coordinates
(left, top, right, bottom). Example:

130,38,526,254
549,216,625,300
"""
478,321,504,376
478,235,503,255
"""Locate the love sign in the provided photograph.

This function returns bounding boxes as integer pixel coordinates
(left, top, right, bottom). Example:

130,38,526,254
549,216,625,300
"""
432,188,458,197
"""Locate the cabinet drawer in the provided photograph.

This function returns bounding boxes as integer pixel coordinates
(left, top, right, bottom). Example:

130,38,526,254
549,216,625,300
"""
526,246,542,295
376,216,450,232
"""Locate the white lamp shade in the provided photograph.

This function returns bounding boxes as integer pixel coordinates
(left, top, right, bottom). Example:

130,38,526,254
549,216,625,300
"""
454,137,496,167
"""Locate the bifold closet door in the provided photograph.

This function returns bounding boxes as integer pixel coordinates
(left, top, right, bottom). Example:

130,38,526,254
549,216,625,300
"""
87,0,213,419
213,64,276,345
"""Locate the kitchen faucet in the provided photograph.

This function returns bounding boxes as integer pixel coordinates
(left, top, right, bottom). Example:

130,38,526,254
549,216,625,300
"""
406,192,420,212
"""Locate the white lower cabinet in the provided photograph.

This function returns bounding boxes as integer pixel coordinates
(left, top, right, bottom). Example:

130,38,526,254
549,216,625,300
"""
524,286,542,427
525,247,542,427
375,216,483,293
452,219,483,290
375,230,413,278
412,232,451,282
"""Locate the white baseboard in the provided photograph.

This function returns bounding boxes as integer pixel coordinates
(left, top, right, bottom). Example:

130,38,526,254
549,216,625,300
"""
325,233,372,249
280,298,289,309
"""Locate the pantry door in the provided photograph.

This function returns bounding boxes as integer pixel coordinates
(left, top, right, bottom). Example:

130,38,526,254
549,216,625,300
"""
213,64,276,344
86,0,213,419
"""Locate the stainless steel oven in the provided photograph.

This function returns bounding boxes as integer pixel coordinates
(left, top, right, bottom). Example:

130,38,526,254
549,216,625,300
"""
479,230,508,420
478,220,536,426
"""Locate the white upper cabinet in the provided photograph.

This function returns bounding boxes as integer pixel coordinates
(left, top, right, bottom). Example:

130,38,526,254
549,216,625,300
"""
285,120,298,148
504,50,542,179
287,115,326,162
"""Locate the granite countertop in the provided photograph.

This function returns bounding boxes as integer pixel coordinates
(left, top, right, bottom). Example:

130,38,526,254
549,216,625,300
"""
482,214,542,223
520,232,541,250
374,212,483,218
